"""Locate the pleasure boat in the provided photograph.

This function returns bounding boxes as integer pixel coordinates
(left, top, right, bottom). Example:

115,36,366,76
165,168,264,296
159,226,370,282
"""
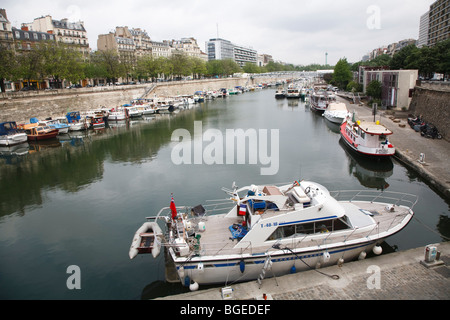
66,111,88,131
26,125,58,141
275,88,286,99
310,90,335,112
130,180,416,290
39,119,70,134
286,86,300,99
108,107,130,121
340,114,395,157
0,122,28,146
323,102,350,124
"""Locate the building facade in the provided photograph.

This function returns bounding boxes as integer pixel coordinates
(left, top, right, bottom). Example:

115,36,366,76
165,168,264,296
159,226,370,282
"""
24,15,90,57
167,37,203,59
233,43,257,67
206,38,234,61
363,70,418,110
418,11,430,47
206,37,258,67
428,0,450,46
0,9,13,49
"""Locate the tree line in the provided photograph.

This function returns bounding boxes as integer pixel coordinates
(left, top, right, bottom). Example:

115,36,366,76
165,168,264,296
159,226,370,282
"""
0,41,333,92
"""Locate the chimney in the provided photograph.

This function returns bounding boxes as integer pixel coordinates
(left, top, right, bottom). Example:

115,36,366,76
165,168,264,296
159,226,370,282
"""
0,8,8,20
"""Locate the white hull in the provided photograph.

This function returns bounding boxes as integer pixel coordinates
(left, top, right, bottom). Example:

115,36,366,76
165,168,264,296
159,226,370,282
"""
0,133,28,146
323,112,347,124
69,122,87,131
171,241,378,285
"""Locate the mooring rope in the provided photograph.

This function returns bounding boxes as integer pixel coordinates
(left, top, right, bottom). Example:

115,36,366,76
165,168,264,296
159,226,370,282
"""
273,244,340,280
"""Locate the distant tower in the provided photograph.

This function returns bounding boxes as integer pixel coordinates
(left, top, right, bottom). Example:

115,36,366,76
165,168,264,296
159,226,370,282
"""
325,52,328,65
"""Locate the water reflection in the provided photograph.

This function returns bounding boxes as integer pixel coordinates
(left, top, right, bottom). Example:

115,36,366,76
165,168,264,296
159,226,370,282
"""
0,104,225,218
339,139,393,190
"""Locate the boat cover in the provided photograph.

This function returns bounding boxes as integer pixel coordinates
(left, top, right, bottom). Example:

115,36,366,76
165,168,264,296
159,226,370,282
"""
228,224,248,239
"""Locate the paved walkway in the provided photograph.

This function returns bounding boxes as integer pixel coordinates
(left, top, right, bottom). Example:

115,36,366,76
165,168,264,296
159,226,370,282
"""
157,242,450,300
339,98,450,199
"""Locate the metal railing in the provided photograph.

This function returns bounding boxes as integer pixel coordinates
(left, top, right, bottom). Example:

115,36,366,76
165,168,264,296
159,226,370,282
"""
329,189,418,210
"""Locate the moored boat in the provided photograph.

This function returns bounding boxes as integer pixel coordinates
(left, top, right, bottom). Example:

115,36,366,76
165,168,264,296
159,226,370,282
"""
129,222,163,259
66,111,88,131
0,122,28,146
26,125,58,141
130,180,416,290
323,102,350,124
286,86,300,99
275,88,286,99
340,114,395,157
310,90,334,112
108,107,130,121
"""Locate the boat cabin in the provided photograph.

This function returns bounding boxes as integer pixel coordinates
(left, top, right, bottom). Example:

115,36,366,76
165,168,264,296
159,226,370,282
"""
0,122,20,135
224,182,357,248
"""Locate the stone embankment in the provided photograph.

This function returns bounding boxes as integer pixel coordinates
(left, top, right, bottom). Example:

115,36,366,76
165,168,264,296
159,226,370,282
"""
0,76,285,124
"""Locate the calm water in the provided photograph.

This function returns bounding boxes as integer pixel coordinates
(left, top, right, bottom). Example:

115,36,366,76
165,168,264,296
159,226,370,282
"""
0,88,449,300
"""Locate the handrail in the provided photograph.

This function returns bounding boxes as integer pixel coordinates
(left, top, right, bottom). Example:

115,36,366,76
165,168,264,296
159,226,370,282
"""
330,189,418,210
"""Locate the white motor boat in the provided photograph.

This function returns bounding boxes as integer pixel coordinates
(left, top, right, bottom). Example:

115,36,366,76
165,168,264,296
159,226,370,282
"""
130,180,416,290
108,107,129,121
310,90,335,112
0,121,28,146
323,102,350,124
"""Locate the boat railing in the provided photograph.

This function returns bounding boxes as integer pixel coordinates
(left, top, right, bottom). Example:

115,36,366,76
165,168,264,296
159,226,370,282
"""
199,240,254,257
330,189,418,210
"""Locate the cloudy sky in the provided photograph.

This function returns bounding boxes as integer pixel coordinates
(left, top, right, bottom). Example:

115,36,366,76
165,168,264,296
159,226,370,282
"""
3,0,434,66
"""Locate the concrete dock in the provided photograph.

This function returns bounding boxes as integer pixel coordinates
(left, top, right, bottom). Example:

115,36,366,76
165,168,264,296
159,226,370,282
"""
157,242,450,300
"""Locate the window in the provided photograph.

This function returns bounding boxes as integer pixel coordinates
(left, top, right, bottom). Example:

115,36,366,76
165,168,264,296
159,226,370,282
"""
266,217,350,241
24,32,29,39
33,33,38,40
15,31,20,39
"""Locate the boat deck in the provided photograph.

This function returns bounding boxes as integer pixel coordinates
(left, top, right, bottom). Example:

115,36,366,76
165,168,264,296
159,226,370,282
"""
177,201,412,259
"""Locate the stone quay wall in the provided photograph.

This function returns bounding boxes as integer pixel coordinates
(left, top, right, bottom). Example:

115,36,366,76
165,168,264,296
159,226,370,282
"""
409,83,450,140
0,76,286,124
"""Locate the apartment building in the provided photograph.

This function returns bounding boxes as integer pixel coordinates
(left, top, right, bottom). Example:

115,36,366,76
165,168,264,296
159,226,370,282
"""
428,0,450,46
166,37,204,60
0,9,13,49
206,38,258,66
24,15,89,57
206,38,234,61
418,11,430,47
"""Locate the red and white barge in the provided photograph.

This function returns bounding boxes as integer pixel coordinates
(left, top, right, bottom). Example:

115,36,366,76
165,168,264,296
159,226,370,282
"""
340,117,395,157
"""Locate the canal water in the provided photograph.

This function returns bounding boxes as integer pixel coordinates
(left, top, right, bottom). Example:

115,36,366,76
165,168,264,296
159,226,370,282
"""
0,88,448,299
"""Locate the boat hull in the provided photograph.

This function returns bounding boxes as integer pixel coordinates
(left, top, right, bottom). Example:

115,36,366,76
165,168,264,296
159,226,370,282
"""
170,241,378,286
27,131,58,141
0,133,28,146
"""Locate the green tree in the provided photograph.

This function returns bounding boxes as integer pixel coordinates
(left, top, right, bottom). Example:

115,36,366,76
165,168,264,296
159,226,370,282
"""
0,46,17,92
96,50,125,84
16,47,44,89
390,44,417,70
332,58,352,90
365,80,382,100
